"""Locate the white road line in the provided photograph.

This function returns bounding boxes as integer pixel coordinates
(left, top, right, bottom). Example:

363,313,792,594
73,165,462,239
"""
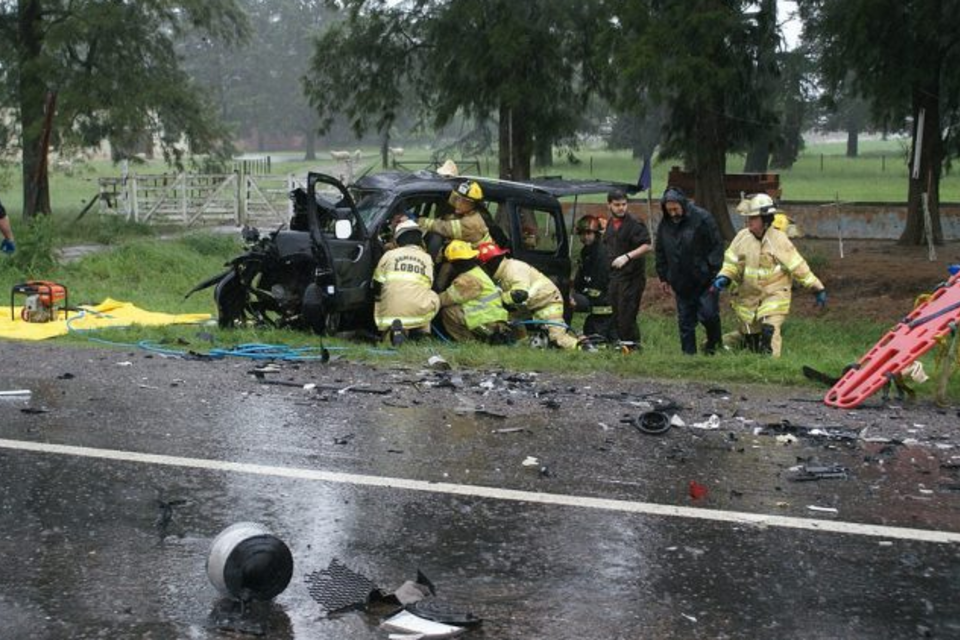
2,437,958,545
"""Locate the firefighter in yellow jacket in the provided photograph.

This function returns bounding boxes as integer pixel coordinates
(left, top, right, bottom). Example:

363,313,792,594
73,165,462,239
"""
712,193,827,357
476,242,586,350
372,220,441,346
438,240,511,343
418,180,493,248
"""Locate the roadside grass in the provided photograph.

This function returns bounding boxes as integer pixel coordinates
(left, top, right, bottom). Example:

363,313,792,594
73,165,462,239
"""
5,231,956,401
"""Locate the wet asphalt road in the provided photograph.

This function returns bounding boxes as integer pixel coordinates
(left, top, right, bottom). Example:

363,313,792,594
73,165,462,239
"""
1,342,959,639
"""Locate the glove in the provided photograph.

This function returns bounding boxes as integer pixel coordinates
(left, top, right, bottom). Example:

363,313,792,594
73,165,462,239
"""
1,238,14,255
710,275,730,292
611,254,630,269
510,289,529,305
815,289,828,308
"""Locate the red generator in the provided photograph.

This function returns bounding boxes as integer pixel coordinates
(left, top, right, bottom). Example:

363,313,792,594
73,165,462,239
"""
10,281,69,323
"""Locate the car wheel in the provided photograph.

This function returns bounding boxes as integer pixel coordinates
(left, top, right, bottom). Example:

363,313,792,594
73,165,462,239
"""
214,271,246,329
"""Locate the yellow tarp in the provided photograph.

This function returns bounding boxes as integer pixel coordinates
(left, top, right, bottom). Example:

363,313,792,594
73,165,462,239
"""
0,298,212,341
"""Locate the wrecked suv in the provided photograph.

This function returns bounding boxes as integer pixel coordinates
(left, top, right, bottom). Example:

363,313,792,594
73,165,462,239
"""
192,170,634,335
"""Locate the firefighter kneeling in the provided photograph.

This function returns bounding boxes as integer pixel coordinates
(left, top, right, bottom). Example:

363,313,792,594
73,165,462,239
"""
437,240,512,343
476,242,593,351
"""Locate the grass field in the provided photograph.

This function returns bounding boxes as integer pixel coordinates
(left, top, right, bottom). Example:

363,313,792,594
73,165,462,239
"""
2,137,958,221
1,138,959,401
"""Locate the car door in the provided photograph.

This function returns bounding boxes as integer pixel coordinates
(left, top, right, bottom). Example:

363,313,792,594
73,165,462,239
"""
306,172,374,310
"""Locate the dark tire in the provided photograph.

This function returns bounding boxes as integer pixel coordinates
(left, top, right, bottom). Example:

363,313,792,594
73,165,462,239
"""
214,271,245,329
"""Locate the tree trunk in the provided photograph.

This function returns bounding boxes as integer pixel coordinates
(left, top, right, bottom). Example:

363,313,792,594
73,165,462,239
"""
534,136,553,169
743,139,770,173
498,103,531,180
899,85,943,245
692,99,734,240
845,127,858,158
19,0,51,219
380,131,389,169
303,125,317,161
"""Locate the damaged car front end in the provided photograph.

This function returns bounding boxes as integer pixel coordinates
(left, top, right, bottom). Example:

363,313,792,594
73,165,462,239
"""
186,172,374,335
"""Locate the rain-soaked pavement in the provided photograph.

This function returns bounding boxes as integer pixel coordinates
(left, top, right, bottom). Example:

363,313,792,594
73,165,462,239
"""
1,342,959,639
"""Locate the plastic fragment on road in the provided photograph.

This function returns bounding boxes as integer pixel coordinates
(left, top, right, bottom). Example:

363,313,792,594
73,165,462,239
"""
690,414,721,430
381,610,465,638
776,434,797,445
522,456,540,467
688,480,709,500
427,355,451,370
806,505,839,514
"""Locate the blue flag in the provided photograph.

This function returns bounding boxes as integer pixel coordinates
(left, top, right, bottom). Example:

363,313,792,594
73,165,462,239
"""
637,154,652,192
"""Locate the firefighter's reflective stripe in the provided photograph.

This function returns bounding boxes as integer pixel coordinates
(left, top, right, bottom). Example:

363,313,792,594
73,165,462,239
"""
373,245,439,331
591,305,613,315
719,227,823,324
494,258,565,315
462,269,508,330
533,302,565,321
378,271,432,287
419,213,492,247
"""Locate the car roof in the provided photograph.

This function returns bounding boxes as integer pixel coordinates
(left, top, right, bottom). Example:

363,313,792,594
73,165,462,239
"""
352,170,636,202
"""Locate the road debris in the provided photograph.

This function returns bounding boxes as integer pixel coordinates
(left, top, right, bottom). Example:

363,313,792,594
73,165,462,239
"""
806,505,839,514
691,414,721,430
207,523,293,602
688,480,709,500
788,464,849,481
634,411,671,435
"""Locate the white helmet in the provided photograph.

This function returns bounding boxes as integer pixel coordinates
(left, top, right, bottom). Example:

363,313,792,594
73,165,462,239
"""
394,219,422,242
737,193,778,217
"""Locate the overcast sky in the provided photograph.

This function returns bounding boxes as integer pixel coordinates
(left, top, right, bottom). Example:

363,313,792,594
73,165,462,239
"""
779,0,801,49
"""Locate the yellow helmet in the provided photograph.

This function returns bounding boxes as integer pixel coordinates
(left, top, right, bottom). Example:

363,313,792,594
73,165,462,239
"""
772,212,803,238
449,180,484,207
444,240,479,262
737,193,778,217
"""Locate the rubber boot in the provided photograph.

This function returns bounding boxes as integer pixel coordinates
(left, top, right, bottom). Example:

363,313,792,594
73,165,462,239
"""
744,333,762,353
760,323,775,355
703,317,722,355
389,319,405,347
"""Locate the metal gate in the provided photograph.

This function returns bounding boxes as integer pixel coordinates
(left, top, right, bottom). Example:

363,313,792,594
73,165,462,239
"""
97,173,296,227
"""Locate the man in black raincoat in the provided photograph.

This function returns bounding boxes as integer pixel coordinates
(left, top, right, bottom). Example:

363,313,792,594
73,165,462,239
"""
654,187,724,355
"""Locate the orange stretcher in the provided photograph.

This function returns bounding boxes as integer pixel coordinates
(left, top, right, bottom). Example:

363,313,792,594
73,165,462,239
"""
825,273,960,409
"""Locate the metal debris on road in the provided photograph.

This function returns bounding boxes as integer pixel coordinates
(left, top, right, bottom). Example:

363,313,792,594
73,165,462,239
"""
304,559,378,614
788,464,849,481
207,523,294,602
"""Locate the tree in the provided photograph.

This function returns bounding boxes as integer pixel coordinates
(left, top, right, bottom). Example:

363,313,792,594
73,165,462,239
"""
608,0,779,239
769,48,814,170
798,0,960,245
819,80,875,159
0,0,248,218
303,0,606,180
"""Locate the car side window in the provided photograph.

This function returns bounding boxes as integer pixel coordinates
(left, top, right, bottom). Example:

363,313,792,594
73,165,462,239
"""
515,207,559,253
